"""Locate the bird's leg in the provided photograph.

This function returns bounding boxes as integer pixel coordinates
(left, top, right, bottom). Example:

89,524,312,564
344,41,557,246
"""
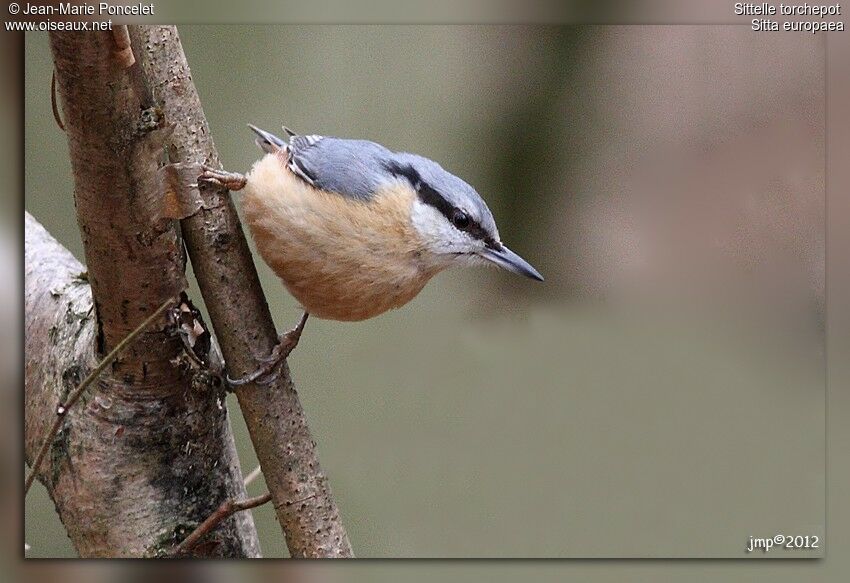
227,312,309,387
198,165,248,191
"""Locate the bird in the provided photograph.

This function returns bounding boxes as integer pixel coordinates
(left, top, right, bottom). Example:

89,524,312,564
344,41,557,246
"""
200,124,543,383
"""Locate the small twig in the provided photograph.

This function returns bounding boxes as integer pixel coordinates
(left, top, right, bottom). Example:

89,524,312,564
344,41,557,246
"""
51,70,64,132
24,297,175,496
172,492,272,557
243,465,262,487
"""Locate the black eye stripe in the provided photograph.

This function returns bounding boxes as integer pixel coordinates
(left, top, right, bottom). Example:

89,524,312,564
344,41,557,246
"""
384,161,490,242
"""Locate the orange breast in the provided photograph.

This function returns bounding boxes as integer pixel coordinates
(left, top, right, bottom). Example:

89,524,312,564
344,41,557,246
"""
240,153,439,321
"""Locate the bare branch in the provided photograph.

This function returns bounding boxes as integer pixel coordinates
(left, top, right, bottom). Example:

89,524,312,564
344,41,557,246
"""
172,492,273,557
129,25,353,557
50,70,64,132
243,465,263,487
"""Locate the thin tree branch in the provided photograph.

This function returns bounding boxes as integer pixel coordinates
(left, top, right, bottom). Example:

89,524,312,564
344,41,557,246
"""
24,297,174,496
243,465,263,487
129,25,353,557
50,70,64,132
172,492,273,557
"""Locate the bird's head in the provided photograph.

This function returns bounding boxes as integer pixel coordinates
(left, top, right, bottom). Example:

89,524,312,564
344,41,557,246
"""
385,154,544,282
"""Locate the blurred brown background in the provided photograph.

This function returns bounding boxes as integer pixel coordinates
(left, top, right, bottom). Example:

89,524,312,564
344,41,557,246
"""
24,26,824,558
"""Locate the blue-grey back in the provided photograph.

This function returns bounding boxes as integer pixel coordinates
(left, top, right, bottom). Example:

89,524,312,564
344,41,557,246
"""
290,136,397,201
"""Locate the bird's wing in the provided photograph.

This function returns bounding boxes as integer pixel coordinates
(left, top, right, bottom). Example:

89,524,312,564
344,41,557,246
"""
249,125,400,201
286,134,326,186
287,136,397,201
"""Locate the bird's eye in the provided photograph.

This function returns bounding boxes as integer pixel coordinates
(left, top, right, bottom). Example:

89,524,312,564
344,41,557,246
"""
451,210,470,230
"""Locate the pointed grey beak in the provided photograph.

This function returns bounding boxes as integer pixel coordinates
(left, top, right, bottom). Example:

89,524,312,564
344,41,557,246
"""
480,243,544,282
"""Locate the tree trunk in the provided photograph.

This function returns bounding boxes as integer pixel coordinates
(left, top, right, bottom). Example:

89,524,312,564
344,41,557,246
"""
25,213,259,557
26,26,352,558
24,28,260,558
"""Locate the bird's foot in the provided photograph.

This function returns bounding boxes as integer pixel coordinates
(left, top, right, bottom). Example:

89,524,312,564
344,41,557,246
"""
227,312,309,387
198,166,248,191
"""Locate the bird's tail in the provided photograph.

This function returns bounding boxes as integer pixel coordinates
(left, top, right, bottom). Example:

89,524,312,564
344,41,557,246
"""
248,124,288,154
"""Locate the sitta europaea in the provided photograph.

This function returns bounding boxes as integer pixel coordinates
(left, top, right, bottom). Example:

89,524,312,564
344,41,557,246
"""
201,125,542,380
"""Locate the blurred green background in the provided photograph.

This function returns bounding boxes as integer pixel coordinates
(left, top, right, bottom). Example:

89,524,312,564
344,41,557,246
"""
24,26,824,558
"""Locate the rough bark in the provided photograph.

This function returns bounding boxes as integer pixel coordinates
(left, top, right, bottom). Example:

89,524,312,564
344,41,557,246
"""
25,30,260,557
128,26,353,557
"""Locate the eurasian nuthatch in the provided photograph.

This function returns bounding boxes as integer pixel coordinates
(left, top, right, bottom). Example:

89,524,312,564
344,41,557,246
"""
201,125,542,380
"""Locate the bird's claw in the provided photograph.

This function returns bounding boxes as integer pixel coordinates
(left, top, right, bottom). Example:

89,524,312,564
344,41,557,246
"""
227,312,309,387
198,166,248,191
